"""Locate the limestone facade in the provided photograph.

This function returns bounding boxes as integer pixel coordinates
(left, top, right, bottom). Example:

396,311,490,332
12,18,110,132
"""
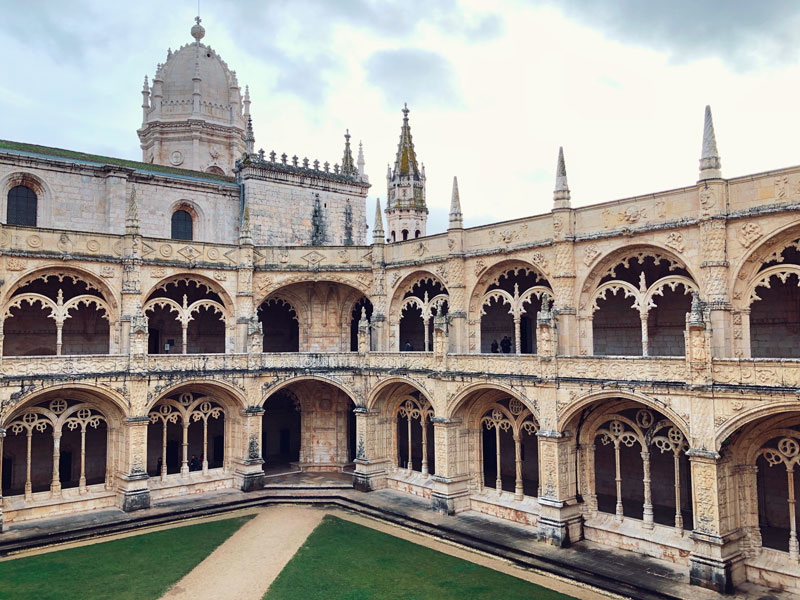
2,20,800,597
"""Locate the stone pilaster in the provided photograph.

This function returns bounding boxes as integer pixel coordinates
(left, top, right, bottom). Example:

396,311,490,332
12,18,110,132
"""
550,206,576,355
430,418,471,514
353,407,389,491
697,179,731,358
116,417,150,512
233,407,265,491
0,428,5,532
536,431,582,547
687,450,744,593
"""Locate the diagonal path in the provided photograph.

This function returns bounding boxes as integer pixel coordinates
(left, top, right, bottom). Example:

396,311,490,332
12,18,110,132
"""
159,506,324,600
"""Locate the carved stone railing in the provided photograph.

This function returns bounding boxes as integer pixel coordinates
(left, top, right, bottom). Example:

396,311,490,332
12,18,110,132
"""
711,358,800,388
4,352,800,392
1,354,131,377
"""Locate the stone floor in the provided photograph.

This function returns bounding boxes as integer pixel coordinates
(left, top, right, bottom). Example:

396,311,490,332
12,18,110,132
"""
0,474,792,600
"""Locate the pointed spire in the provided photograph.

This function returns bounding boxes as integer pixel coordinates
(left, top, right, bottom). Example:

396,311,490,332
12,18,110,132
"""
243,85,251,117
449,176,463,229
357,140,367,180
245,115,255,154
126,186,140,234
699,105,722,180
373,198,385,243
391,103,421,181
341,129,356,176
553,146,571,209
141,76,150,122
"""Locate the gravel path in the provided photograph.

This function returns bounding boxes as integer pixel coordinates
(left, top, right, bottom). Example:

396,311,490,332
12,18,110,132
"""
159,506,324,600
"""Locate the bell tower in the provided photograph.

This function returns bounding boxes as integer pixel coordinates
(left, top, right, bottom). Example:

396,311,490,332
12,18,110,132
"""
384,104,427,242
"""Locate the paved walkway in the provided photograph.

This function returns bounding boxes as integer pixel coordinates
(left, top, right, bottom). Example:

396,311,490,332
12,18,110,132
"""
160,506,324,600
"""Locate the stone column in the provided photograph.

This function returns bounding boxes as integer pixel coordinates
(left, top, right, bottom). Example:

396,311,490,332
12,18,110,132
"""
687,450,743,593
430,418,471,515
115,417,151,512
0,428,5,532
537,431,582,547
232,407,265,492
353,407,390,492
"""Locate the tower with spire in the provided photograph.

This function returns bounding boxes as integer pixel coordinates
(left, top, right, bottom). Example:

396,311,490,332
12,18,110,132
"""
384,104,427,242
137,16,249,176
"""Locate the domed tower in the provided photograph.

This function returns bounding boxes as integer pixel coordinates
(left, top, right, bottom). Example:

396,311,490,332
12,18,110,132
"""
138,17,248,175
385,104,427,242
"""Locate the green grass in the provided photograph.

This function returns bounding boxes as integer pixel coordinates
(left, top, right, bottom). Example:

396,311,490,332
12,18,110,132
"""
264,516,577,600
0,514,253,600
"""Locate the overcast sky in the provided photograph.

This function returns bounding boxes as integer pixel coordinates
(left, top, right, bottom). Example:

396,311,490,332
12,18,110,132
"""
3,1,800,234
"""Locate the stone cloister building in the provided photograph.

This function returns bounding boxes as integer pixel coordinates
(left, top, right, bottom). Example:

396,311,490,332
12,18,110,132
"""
1,18,800,595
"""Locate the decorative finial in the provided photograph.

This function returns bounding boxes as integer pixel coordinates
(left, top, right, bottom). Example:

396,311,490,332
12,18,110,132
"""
244,115,255,154
689,291,704,327
191,16,206,41
126,186,140,234
449,176,463,229
357,140,367,180
699,105,721,180
373,198,385,243
402,103,409,119
553,146,571,209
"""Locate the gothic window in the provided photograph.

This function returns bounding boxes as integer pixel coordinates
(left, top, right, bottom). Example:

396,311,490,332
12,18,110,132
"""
7,185,37,226
402,229,409,241
171,209,193,240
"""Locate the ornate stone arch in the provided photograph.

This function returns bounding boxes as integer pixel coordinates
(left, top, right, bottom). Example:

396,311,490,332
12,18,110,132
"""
558,390,689,442
729,221,800,309
467,258,551,322
388,269,448,315
259,375,361,409
145,273,234,313
366,376,434,415
256,274,371,306
715,401,800,453
577,244,698,317
1,265,120,313
145,378,248,415
0,170,54,228
2,383,128,427
444,381,538,422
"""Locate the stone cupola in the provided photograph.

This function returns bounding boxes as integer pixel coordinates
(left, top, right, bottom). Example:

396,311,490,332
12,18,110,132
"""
137,17,248,176
384,104,428,243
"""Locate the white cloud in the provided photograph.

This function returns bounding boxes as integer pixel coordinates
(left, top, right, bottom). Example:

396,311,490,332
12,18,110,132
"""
2,1,799,239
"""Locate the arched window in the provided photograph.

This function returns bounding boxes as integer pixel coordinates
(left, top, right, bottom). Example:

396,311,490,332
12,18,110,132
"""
7,185,37,226
171,209,193,241
402,229,409,241
415,230,421,238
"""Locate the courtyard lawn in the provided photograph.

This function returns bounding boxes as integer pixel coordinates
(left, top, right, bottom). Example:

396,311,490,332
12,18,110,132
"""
0,514,253,600
264,516,578,600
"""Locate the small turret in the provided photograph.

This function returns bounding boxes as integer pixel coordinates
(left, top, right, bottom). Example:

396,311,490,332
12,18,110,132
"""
699,105,722,181
553,147,571,209
448,176,463,229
